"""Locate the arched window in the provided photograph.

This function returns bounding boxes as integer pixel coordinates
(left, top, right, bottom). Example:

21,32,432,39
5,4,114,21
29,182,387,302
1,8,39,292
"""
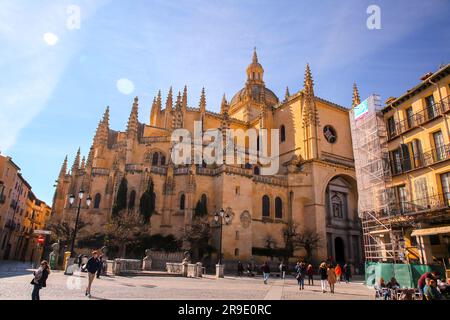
128,190,136,210
254,166,260,175
280,125,286,142
160,155,166,166
152,153,159,166
331,193,343,218
180,194,186,210
275,197,283,219
262,195,270,217
94,193,101,209
235,248,239,256
201,194,207,208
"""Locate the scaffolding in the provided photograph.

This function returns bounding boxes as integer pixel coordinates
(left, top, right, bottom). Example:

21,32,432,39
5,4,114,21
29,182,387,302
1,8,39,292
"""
349,95,402,262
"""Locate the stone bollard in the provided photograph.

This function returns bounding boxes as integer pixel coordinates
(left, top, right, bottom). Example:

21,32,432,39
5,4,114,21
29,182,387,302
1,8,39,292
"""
216,264,225,278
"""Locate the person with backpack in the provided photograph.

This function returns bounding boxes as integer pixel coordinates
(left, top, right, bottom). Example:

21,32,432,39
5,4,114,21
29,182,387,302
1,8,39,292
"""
31,260,50,300
296,262,307,290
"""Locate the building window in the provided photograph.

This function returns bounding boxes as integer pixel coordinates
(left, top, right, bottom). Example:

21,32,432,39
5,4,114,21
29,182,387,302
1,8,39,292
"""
235,248,239,256
440,172,450,206
253,166,260,175
235,186,240,195
331,193,343,218
93,193,101,209
405,107,414,129
262,195,270,217
152,153,159,166
414,177,429,208
180,194,185,210
391,149,403,174
323,125,337,143
409,139,423,168
128,190,136,210
387,116,396,138
433,130,445,161
280,125,286,142
425,95,436,119
235,231,239,240
275,197,283,219
160,155,166,165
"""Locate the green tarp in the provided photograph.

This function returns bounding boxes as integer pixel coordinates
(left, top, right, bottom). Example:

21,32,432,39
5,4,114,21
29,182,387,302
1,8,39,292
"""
365,262,445,288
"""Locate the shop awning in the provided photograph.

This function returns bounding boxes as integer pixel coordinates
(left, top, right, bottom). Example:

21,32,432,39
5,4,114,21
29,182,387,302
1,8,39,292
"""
411,226,450,237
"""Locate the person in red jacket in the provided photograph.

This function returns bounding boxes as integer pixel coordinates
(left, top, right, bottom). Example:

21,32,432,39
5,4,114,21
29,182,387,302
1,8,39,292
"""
306,264,314,285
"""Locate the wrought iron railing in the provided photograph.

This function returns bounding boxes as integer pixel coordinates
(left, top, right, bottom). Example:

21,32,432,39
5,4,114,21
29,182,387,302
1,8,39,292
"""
387,95,450,139
391,143,450,175
379,193,450,217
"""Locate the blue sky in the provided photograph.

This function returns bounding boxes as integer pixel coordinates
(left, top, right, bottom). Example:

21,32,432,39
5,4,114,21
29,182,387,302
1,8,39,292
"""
1,0,449,203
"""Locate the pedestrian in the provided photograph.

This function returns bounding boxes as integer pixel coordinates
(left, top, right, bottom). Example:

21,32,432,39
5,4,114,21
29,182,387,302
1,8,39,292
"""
279,261,286,279
246,263,254,277
296,262,306,290
335,264,342,283
306,264,314,285
319,262,328,293
31,260,50,300
85,250,101,298
96,255,103,279
261,262,271,284
237,261,244,277
77,254,83,269
424,279,444,300
417,271,438,299
327,264,337,294
343,263,352,283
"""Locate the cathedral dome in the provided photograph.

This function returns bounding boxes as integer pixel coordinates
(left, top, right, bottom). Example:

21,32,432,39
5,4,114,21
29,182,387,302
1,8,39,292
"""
230,85,279,106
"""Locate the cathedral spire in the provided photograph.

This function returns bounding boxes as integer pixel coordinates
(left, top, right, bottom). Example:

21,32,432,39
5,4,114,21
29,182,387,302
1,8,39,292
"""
59,155,68,179
304,63,314,96
175,91,182,109
102,106,110,127
166,87,173,112
285,86,290,102
80,156,86,171
71,148,81,175
352,83,361,107
150,96,157,125
220,94,229,115
127,96,139,139
182,85,188,112
199,87,206,114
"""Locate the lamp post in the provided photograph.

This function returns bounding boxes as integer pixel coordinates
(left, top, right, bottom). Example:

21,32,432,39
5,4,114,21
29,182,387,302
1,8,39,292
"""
214,208,231,277
68,190,91,258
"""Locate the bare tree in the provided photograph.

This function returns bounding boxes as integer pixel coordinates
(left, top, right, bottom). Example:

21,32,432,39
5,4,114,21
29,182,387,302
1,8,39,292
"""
180,216,211,260
282,221,321,261
104,210,148,258
48,220,90,246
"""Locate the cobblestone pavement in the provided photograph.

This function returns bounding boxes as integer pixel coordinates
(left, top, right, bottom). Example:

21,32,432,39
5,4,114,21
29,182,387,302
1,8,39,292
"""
0,262,373,300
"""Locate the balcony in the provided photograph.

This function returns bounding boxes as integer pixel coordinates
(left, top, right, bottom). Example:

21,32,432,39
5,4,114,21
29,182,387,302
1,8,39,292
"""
391,143,450,176
387,95,450,140
387,193,450,217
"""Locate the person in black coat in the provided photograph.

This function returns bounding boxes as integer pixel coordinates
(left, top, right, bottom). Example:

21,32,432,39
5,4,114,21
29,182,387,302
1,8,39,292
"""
85,251,101,298
31,261,50,300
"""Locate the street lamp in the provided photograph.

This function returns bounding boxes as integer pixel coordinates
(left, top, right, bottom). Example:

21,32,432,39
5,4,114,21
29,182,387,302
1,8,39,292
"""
68,190,91,257
214,208,231,268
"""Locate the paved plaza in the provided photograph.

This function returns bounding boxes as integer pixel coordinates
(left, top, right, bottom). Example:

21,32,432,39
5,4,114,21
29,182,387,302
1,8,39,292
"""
0,261,373,300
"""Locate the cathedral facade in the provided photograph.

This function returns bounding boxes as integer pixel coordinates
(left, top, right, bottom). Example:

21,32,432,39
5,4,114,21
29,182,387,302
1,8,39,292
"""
52,50,363,267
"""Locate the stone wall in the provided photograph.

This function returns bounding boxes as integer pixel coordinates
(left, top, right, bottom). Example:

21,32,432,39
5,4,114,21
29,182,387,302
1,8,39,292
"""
148,251,185,270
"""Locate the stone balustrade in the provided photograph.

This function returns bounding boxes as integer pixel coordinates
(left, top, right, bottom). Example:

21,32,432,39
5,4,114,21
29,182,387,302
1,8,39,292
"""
113,259,142,275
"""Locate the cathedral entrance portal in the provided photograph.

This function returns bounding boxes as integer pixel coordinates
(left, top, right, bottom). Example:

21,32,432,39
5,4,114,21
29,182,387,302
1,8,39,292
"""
334,237,345,264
